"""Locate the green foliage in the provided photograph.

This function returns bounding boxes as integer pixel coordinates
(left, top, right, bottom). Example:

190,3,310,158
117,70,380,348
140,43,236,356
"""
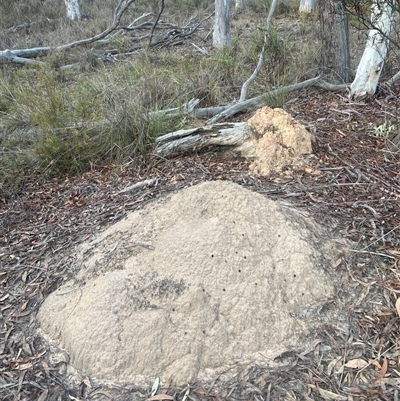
0,67,102,175
265,26,292,80
371,121,397,138
263,90,288,109
369,120,400,161
0,58,195,182
6,67,101,130
246,23,293,90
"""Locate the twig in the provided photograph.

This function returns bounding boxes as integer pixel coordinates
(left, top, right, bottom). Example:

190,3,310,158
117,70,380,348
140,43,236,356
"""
266,383,272,401
5,21,43,34
349,249,396,259
117,178,158,193
385,70,400,86
357,224,400,252
126,12,154,29
352,201,378,218
149,98,200,118
191,43,208,55
148,0,165,48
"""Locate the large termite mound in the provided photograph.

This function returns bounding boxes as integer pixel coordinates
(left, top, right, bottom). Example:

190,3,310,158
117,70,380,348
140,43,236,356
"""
37,181,345,387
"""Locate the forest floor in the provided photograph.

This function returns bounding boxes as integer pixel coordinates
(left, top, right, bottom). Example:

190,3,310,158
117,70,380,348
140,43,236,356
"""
2,83,400,400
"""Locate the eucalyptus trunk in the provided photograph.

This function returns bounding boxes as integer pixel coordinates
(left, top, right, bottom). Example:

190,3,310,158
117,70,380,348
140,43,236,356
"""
64,0,81,20
213,0,231,48
319,0,351,83
350,1,394,98
299,0,315,13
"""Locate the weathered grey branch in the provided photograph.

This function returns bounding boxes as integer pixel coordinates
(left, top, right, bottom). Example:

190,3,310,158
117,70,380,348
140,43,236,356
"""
207,76,321,124
385,70,400,86
117,178,158,193
239,0,279,101
315,80,348,91
0,49,47,65
191,105,228,118
59,0,137,50
149,98,200,118
6,21,40,34
155,122,249,157
148,0,165,47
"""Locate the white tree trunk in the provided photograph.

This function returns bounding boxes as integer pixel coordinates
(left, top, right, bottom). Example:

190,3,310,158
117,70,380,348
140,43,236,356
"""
350,1,394,98
213,0,231,48
299,0,315,13
235,0,244,9
64,0,81,20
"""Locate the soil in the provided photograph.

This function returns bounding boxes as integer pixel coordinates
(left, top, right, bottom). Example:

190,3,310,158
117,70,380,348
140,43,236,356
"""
2,86,400,401
247,106,313,175
37,181,346,388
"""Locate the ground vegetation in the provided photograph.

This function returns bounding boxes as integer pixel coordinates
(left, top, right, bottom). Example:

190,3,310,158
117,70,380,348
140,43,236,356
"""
2,1,400,400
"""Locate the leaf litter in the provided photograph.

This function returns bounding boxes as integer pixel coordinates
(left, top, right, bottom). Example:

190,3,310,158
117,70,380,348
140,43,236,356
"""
2,86,400,400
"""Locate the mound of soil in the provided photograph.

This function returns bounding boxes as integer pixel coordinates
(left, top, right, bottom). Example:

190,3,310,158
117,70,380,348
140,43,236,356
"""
247,106,313,176
37,181,346,387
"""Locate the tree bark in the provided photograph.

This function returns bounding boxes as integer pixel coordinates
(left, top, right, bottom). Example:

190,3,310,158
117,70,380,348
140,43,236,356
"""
299,0,315,13
0,48,50,64
213,0,231,48
318,0,351,84
0,49,46,66
64,0,81,20
155,123,250,157
349,1,394,98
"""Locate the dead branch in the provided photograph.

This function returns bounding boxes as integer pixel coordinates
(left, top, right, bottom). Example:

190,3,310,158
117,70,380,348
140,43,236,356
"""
149,98,200,118
205,78,348,124
117,178,158,193
155,122,250,157
385,70,400,87
0,49,47,65
59,0,137,50
207,77,321,124
315,80,348,91
5,22,33,34
239,0,279,101
149,14,212,48
64,98,202,133
148,0,165,48
0,7,209,67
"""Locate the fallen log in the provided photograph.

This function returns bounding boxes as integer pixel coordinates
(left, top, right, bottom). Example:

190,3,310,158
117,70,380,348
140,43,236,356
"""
0,48,50,65
155,122,250,157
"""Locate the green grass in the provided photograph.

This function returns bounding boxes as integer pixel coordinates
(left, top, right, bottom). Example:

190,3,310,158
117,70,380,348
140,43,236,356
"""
0,0,319,195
